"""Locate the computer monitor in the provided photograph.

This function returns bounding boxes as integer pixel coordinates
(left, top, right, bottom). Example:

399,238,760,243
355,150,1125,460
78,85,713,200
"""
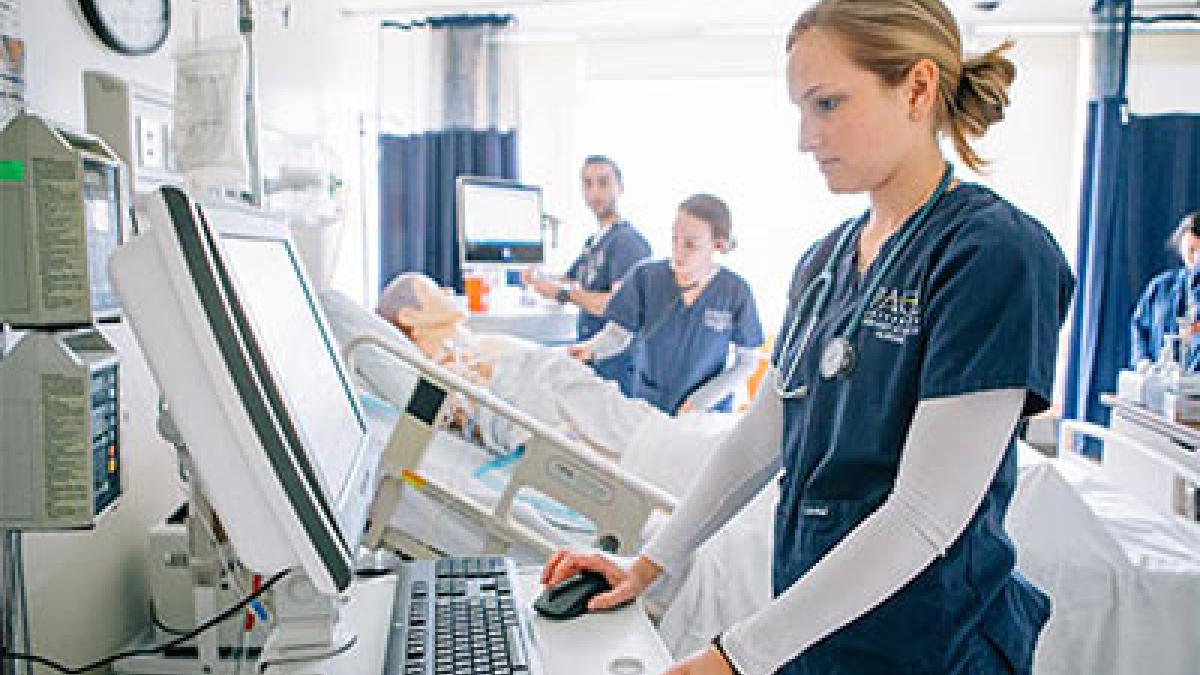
110,187,382,595
457,177,544,264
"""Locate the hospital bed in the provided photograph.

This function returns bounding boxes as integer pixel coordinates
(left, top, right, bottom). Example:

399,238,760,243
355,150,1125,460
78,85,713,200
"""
318,292,678,564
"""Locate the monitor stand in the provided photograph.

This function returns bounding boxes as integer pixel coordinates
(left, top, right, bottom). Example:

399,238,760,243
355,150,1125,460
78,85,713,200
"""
114,406,354,675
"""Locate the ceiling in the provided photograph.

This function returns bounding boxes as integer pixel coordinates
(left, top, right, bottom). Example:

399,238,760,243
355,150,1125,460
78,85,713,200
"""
336,0,1109,38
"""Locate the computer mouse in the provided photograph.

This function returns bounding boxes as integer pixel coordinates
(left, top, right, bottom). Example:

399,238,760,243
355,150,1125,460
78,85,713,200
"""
533,571,612,620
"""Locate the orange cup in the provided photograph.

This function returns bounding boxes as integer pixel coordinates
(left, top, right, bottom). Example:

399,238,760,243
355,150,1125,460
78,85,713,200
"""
465,276,490,313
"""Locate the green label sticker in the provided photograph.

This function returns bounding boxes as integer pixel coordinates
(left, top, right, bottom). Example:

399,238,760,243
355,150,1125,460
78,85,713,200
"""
0,159,25,182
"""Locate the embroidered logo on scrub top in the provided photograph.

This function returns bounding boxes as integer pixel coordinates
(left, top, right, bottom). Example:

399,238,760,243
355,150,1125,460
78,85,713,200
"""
704,308,734,332
863,287,920,344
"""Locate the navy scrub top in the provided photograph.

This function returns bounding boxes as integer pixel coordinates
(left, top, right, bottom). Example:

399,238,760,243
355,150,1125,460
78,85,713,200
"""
771,184,1074,675
605,260,763,414
1130,267,1200,369
565,220,651,394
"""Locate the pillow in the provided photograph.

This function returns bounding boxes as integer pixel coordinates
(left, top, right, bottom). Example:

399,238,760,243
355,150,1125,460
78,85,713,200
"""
319,290,423,410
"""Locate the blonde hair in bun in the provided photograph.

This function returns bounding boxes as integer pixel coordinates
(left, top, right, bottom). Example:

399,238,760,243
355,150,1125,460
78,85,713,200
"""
788,0,1016,171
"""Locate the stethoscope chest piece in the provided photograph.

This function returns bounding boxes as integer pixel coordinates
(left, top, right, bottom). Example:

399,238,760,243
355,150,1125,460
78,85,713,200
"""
773,163,952,398
820,336,855,380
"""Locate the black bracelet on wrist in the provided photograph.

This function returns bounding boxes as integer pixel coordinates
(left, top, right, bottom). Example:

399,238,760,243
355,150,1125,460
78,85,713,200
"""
555,286,572,304
711,633,743,675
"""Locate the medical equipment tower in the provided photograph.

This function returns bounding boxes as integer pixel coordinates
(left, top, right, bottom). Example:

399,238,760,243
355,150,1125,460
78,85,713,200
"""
0,112,130,675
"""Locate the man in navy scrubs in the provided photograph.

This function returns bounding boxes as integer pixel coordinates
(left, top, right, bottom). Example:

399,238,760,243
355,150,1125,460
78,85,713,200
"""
526,156,651,394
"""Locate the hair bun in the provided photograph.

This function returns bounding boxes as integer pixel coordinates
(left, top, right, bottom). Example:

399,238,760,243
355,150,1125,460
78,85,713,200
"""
947,39,1016,168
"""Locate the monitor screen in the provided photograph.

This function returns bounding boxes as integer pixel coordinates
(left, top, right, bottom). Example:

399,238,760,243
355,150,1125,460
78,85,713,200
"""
458,178,544,264
82,159,123,314
221,234,366,503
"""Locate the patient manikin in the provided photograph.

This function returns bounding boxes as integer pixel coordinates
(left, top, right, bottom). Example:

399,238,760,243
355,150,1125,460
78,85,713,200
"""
326,273,737,498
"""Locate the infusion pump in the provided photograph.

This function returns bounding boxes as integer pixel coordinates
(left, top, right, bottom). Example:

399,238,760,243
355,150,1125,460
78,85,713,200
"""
0,328,122,529
0,112,131,327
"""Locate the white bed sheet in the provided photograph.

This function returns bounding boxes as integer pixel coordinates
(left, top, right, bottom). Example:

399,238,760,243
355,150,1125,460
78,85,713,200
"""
656,444,1200,675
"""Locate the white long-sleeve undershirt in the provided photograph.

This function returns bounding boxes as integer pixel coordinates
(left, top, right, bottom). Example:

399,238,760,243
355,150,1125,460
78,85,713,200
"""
583,321,634,360
642,374,1023,675
642,380,783,573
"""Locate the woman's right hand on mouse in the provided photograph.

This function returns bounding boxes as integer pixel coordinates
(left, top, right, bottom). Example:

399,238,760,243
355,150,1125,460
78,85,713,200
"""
541,550,663,611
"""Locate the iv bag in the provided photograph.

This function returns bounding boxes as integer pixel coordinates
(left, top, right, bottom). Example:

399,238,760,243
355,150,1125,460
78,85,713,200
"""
173,38,248,194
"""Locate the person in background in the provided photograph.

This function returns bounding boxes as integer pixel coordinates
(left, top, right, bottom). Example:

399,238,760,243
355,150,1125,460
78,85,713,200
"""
525,156,651,394
542,1,1074,674
570,194,764,415
1131,210,1200,369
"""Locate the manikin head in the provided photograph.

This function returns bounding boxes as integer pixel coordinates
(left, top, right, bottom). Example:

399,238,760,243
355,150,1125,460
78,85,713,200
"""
376,273,467,363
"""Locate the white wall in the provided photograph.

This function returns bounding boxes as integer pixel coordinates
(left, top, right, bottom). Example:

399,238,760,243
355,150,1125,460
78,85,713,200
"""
1128,31,1200,115
515,40,583,271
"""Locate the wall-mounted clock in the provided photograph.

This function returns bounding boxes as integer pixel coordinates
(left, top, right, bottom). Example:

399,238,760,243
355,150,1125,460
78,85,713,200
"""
79,0,171,56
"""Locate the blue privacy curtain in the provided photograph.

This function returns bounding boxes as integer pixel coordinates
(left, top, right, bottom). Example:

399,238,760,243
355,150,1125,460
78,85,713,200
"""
377,15,519,293
1064,0,1200,454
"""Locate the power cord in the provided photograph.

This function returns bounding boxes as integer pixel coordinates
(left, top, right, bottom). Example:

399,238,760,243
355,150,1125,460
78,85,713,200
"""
0,569,288,674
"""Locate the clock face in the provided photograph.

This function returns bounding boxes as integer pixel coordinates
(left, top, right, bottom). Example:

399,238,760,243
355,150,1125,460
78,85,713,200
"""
79,0,171,56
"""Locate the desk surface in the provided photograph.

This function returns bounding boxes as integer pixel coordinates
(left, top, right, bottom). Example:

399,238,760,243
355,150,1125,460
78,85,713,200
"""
277,569,671,675
517,570,673,675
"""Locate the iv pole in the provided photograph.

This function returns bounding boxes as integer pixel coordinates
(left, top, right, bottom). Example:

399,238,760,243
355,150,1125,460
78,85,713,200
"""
1,530,31,675
1,333,31,675
240,0,265,207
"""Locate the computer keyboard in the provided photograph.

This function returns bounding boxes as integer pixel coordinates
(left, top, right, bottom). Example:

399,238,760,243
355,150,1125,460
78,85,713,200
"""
384,556,535,675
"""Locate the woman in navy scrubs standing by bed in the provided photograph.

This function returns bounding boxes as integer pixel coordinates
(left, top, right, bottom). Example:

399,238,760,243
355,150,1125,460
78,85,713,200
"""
1130,210,1200,370
543,1,1075,674
570,193,763,415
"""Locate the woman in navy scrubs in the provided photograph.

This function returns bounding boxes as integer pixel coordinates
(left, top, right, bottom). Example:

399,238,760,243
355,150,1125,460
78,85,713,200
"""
543,1,1074,674
570,193,764,415
1130,210,1200,369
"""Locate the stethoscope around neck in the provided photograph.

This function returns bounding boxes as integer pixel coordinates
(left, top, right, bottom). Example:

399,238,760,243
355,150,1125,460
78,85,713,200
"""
774,164,954,399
